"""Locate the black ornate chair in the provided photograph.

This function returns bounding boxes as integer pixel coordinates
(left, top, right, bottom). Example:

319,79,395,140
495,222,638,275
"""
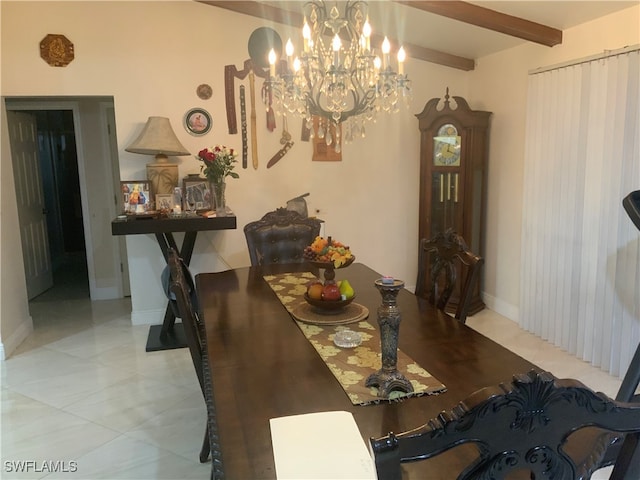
415,228,484,323
243,207,322,266
167,249,224,479
370,370,640,480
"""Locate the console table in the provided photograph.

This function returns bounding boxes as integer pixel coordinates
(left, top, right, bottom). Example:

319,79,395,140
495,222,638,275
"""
111,214,237,352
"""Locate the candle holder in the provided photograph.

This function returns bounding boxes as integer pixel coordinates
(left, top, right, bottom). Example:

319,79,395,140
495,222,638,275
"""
365,278,414,398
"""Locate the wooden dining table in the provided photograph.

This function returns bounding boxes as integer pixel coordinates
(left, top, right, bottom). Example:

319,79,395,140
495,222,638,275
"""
196,262,539,479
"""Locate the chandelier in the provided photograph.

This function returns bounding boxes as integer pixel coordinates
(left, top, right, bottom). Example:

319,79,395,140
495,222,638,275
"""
263,0,412,145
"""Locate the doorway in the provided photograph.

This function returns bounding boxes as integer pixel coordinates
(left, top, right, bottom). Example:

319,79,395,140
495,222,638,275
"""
32,109,89,301
5,97,128,305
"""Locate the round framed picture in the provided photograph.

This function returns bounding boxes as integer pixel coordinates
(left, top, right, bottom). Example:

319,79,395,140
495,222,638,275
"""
184,108,212,136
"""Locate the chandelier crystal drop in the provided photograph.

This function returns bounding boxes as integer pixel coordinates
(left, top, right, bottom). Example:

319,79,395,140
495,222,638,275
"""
263,0,412,144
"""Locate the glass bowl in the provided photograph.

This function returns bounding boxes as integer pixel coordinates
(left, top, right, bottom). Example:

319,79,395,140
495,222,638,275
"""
333,329,362,348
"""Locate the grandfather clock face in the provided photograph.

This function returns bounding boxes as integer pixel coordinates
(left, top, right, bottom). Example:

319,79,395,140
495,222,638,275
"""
433,123,461,167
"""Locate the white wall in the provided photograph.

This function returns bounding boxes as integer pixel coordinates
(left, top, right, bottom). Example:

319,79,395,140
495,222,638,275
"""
0,1,467,332
469,5,640,321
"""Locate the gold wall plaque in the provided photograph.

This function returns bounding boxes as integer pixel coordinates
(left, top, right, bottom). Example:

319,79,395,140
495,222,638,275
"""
40,34,74,67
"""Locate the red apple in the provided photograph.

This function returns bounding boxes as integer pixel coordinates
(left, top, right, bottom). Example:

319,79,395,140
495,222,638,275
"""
322,283,341,301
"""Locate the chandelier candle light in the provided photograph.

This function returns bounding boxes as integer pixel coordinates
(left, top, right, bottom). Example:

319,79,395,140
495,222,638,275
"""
263,0,411,145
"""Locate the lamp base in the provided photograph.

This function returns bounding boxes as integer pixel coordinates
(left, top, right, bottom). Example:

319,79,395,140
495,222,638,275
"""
146,162,179,202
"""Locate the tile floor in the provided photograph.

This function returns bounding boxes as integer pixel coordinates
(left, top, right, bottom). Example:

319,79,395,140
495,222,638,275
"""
1,264,627,479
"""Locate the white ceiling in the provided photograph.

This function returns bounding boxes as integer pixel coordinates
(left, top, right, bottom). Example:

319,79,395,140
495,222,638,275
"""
263,1,638,61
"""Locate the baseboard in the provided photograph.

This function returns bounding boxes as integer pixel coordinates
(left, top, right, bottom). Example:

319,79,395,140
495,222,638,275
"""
89,286,120,301
131,308,165,326
0,317,34,361
482,293,519,324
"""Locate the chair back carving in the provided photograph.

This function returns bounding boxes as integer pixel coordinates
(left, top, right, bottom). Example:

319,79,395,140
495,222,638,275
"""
244,208,322,266
370,370,640,480
415,228,483,323
168,249,224,477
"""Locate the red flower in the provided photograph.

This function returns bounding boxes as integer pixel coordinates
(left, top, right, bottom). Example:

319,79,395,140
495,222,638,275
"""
196,144,239,183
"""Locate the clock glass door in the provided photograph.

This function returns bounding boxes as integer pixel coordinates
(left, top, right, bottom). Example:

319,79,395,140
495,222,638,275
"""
430,171,463,235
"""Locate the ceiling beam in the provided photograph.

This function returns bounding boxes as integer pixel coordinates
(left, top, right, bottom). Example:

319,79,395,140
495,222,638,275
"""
396,1,562,47
198,1,475,70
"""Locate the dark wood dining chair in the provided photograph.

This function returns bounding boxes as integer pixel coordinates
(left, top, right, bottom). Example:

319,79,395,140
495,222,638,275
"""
370,370,640,480
167,249,224,479
415,228,483,323
243,207,322,266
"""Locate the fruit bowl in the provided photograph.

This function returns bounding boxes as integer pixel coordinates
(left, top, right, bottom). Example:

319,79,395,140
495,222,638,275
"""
304,293,356,311
307,255,356,271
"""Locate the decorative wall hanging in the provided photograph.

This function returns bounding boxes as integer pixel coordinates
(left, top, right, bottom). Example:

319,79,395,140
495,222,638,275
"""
40,34,74,67
184,108,212,136
224,27,281,134
196,84,212,100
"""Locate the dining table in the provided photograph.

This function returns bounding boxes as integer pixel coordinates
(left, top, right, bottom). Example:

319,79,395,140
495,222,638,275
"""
195,262,540,479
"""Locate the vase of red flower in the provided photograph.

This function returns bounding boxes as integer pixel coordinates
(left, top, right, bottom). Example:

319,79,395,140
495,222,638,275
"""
196,145,239,216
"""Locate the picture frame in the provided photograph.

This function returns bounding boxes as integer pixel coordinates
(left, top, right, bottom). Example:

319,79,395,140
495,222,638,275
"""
184,108,212,136
182,176,212,212
120,181,151,214
156,193,173,212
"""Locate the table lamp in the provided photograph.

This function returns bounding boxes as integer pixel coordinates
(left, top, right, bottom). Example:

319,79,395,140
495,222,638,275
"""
125,116,190,199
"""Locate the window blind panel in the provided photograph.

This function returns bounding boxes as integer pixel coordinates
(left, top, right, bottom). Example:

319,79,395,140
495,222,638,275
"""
556,66,581,348
540,69,559,342
568,64,588,357
579,61,608,363
522,49,640,378
597,55,630,370
521,73,544,334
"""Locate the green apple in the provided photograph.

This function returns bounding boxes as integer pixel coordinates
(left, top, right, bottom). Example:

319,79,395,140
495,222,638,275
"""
339,279,355,299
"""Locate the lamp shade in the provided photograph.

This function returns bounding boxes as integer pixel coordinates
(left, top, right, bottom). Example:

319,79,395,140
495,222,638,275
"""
125,116,190,157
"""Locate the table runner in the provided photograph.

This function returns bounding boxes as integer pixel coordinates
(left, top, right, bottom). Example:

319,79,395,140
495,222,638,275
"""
264,272,447,405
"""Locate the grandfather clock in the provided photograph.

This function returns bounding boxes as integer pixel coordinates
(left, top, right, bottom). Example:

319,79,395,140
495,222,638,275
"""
417,89,491,315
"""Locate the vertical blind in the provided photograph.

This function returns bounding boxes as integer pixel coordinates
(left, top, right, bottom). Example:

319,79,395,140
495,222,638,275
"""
521,47,640,377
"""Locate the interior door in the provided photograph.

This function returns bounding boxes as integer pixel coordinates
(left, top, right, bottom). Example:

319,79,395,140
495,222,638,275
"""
7,111,54,299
